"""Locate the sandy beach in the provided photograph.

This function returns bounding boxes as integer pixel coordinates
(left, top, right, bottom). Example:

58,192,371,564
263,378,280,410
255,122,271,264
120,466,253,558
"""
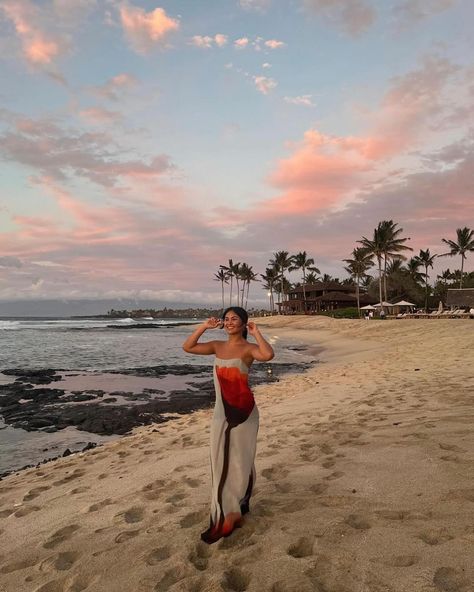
1,316,473,592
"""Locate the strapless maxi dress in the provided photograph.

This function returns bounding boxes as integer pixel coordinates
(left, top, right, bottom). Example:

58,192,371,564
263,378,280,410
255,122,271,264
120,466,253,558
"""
200,357,259,544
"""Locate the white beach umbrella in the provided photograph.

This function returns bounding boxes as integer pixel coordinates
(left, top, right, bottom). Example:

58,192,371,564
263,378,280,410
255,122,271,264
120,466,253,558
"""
393,300,415,307
360,305,376,310
374,302,396,307
438,300,443,313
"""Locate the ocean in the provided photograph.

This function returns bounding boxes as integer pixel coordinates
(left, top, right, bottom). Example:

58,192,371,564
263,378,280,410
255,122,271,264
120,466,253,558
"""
0,317,311,475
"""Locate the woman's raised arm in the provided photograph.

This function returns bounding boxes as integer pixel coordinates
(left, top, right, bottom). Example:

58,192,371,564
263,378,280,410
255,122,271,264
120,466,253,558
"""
247,321,274,362
182,317,222,355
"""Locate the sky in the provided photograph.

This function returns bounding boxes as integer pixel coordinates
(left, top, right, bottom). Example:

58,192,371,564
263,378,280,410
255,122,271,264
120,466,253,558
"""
0,0,473,308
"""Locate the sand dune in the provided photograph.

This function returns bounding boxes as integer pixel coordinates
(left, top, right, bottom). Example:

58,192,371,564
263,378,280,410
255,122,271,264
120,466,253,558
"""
1,317,473,592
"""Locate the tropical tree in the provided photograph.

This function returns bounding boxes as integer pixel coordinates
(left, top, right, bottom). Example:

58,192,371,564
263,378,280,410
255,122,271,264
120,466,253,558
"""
440,227,474,289
289,251,320,313
360,220,411,310
305,271,319,285
220,259,240,306
321,273,333,283
239,263,258,308
379,220,412,302
269,251,295,312
343,248,374,317
260,267,278,314
406,257,425,284
213,269,228,311
414,249,437,311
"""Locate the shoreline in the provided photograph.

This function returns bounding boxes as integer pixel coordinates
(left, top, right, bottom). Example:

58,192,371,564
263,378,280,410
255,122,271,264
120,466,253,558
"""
0,357,314,479
1,316,473,592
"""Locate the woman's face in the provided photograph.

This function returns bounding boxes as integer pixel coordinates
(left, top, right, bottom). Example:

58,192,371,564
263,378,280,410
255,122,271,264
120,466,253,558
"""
223,310,244,335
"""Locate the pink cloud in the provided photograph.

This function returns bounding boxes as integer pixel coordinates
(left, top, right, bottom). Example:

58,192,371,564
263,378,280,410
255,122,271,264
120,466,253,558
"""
90,73,138,101
119,4,179,54
79,107,123,125
234,37,249,49
1,1,64,65
264,39,285,49
253,75,277,94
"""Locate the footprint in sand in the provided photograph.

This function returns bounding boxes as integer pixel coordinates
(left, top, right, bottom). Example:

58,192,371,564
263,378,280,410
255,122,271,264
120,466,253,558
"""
23,486,51,502
221,567,251,592
114,529,140,544
309,483,328,496
39,551,79,572
323,471,344,481
69,486,90,495
416,529,454,546
183,477,202,489
179,510,206,528
144,546,171,565
433,567,471,591
344,514,372,530
188,541,211,571
33,580,63,592
52,469,85,487
65,573,99,592
165,492,189,505
321,459,335,469
87,498,114,512
287,537,314,558
445,489,474,502
439,443,466,453
114,506,145,524
381,554,418,567
14,505,41,518
141,479,167,501
0,557,38,574
154,564,189,591
261,466,289,481
43,525,81,550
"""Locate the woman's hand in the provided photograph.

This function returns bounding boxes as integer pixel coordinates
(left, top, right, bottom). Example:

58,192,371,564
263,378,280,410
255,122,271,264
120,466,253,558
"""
203,317,223,330
246,321,258,336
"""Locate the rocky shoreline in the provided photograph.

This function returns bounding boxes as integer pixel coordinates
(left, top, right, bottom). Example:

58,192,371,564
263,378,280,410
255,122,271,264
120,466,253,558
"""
0,360,313,479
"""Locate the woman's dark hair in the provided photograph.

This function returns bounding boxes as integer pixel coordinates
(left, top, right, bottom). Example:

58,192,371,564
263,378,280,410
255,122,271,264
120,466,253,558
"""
222,307,248,339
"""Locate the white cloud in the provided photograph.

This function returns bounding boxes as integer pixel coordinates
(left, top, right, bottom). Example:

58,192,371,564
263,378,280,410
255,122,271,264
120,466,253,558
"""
262,62,271,68
284,95,316,107
190,35,214,48
253,75,277,94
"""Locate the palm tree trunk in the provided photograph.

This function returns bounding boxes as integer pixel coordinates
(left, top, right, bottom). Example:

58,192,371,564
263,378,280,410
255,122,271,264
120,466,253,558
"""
229,277,233,306
356,276,360,318
302,267,306,314
425,265,429,311
221,280,225,311
460,255,465,289
280,274,284,314
378,256,383,314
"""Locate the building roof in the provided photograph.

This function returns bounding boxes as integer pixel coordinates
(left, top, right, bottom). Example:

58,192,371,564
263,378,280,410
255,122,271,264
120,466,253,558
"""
446,288,474,307
290,281,356,294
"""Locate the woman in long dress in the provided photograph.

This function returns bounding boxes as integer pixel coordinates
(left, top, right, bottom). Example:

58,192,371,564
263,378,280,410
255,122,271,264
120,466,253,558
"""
182,307,274,544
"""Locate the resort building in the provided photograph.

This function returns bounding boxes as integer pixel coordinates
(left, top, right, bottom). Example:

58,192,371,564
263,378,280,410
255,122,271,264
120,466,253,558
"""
446,288,474,309
277,282,376,314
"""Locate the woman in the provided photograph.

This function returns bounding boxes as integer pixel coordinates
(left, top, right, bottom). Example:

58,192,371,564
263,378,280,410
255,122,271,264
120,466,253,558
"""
182,307,274,544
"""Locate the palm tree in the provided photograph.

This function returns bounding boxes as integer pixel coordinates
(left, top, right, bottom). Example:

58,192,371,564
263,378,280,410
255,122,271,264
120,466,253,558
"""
289,251,320,314
360,221,411,309
213,269,228,311
343,248,374,317
379,220,412,302
440,227,474,289
238,263,258,308
220,259,240,306
406,257,425,284
269,251,294,313
261,267,278,314
305,271,319,285
414,249,437,311
321,273,333,283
